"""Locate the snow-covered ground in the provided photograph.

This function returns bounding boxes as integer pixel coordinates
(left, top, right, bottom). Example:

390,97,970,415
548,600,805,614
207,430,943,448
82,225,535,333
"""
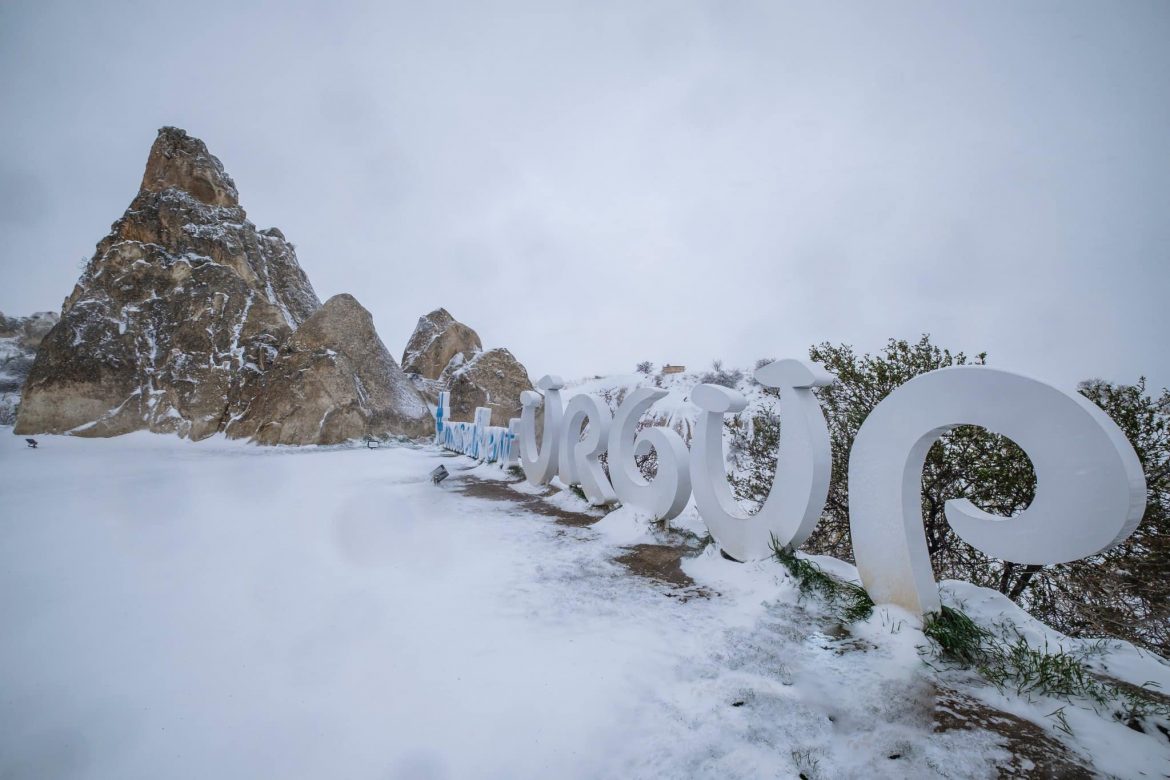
1,432,1167,779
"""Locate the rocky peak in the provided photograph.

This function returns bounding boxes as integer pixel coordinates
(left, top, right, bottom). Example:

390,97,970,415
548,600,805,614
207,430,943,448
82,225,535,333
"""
11,130,310,441
402,308,533,429
140,126,239,209
440,347,534,427
18,125,319,439
285,293,372,354
0,310,58,350
422,307,456,329
402,307,482,379
15,127,434,445
226,294,431,445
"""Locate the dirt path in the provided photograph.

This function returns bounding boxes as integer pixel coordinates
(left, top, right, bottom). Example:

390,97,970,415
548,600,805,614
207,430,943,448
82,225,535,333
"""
452,473,710,593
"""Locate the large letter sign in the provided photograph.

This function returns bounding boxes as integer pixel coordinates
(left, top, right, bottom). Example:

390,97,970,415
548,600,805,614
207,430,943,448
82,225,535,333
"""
440,356,1146,620
690,359,835,562
518,375,564,486
559,394,618,506
848,366,1147,615
608,387,691,520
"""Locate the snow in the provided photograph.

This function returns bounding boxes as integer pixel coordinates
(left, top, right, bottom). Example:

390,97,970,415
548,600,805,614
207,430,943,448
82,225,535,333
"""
263,266,297,329
560,368,780,446
0,432,1166,778
228,293,254,370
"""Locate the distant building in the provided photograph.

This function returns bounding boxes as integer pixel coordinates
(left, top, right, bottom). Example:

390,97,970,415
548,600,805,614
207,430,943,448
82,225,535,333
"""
661,364,686,375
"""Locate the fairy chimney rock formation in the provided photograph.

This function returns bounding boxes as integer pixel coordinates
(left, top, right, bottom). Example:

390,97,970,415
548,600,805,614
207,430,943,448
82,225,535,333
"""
403,309,534,428
441,347,534,428
226,294,432,444
16,127,429,444
140,127,240,208
402,308,483,379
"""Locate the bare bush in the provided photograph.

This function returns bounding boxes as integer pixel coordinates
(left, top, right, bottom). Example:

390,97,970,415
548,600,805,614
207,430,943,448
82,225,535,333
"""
699,359,744,389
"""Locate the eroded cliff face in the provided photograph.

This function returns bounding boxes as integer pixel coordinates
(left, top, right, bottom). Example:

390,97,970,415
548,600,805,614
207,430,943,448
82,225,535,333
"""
402,308,482,380
0,311,59,425
227,294,432,445
440,348,533,428
403,309,533,428
16,127,430,444
17,127,319,439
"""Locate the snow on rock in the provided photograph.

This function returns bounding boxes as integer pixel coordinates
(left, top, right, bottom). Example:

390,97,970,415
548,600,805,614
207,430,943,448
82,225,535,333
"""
16,128,321,440
0,311,58,425
401,307,482,380
2,434,1165,778
14,128,426,444
404,308,534,428
226,294,432,445
439,347,534,427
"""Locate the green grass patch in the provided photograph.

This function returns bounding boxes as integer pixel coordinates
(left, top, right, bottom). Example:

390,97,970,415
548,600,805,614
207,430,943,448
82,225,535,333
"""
923,608,1170,732
924,606,992,665
978,634,1169,723
764,538,1169,735
770,536,874,623
979,635,1101,700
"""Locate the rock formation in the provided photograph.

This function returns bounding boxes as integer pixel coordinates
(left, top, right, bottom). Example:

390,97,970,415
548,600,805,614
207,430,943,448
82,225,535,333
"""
401,308,482,379
16,127,429,444
441,347,533,427
0,311,59,425
402,309,534,428
226,294,432,444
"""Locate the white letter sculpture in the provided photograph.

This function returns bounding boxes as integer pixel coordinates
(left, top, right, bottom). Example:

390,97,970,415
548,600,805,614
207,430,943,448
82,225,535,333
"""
608,388,691,520
559,394,618,506
518,375,563,486
690,359,836,562
435,390,450,444
472,407,492,461
849,366,1147,616
502,418,521,468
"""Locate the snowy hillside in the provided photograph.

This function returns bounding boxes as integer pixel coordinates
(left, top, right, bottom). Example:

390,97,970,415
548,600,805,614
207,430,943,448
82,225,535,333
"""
1,433,1166,778
0,311,58,425
0,336,28,424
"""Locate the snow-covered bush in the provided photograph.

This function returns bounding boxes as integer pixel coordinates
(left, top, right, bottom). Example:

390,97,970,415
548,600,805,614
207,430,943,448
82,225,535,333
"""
698,359,743,389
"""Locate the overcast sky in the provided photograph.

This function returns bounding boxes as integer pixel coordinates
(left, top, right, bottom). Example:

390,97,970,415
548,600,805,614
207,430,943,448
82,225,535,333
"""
2,0,1167,390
